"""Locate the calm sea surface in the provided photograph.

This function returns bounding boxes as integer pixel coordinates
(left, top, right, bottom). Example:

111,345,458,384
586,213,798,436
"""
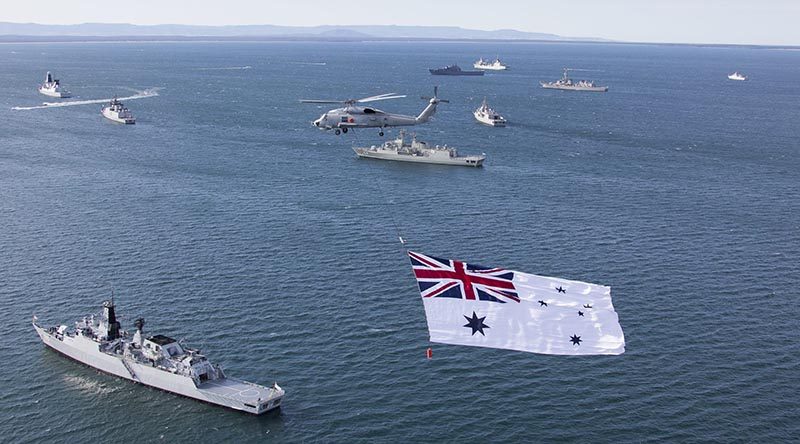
1,41,799,442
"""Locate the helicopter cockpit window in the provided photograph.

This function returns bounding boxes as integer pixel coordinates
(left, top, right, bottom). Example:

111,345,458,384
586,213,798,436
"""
363,108,376,114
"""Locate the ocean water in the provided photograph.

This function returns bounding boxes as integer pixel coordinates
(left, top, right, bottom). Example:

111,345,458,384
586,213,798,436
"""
1,41,799,442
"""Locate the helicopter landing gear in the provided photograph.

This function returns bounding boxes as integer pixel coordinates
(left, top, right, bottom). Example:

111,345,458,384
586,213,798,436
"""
342,127,348,134
378,130,385,137
334,129,341,135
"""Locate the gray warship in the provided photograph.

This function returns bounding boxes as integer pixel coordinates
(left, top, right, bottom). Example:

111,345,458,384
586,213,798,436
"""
33,299,284,414
541,68,608,92
353,131,485,167
429,64,484,76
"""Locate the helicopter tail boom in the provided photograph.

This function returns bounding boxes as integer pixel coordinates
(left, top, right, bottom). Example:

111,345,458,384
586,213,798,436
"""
415,86,448,124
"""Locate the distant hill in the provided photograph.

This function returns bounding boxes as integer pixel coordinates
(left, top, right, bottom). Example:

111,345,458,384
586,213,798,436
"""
0,22,605,41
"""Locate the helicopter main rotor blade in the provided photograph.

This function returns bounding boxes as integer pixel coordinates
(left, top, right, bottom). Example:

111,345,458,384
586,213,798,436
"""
357,94,407,103
299,99,347,104
359,93,399,100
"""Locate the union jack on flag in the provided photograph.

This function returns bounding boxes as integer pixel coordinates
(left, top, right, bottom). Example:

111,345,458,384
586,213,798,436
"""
408,251,520,303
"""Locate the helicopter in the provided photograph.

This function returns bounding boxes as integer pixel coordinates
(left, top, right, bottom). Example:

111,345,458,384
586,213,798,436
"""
300,87,448,136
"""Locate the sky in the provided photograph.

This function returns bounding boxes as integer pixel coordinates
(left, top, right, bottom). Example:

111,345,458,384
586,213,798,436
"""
3,0,799,45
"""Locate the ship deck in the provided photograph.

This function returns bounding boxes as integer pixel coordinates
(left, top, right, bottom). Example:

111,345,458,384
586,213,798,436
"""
198,378,281,404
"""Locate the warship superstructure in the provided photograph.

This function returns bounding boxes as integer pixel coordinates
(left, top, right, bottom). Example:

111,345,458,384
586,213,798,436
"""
728,71,747,81
474,58,508,71
38,71,71,98
353,131,485,167
541,68,608,92
33,299,284,414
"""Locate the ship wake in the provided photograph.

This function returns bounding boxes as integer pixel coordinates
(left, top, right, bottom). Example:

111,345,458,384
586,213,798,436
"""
12,88,160,111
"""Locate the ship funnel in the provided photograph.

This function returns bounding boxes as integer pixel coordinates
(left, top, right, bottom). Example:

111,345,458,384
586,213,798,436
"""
45,71,53,83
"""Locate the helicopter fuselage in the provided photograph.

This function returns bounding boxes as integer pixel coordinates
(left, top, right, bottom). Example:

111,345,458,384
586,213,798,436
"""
304,88,444,135
313,106,417,132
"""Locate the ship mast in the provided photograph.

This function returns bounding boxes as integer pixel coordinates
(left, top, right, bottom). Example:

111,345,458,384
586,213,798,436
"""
103,298,121,341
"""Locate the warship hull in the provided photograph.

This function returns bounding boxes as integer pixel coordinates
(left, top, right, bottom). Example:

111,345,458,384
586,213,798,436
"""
38,87,71,98
34,323,283,414
429,69,484,76
102,108,135,124
354,148,484,167
474,112,506,127
541,83,608,92
473,64,508,71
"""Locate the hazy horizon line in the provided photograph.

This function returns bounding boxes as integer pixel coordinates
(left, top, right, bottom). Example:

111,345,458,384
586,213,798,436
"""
1,21,798,47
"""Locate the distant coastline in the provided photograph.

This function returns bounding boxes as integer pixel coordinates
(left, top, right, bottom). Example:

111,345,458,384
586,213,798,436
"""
0,21,604,42
0,22,796,48
1,34,797,50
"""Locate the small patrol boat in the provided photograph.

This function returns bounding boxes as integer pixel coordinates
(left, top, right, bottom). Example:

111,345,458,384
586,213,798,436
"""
541,68,608,92
429,64,484,76
353,131,485,167
473,98,506,127
474,58,508,71
38,71,71,98
101,98,136,124
33,299,285,415
728,71,747,81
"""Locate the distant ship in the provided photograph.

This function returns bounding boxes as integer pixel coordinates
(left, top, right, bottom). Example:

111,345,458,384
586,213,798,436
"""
38,71,71,98
474,58,508,71
541,68,608,92
101,98,136,124
353,131,485,167
429,64,484,76
473,98,506,127
728,71,748,81
33,299,285,414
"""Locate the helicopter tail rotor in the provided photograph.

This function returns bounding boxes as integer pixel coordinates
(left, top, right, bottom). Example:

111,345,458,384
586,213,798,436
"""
416,86,447,123
421,86,449,104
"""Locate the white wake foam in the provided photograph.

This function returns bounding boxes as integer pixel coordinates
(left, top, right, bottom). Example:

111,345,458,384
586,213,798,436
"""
197,65,252,70
62,374,118,395
12,88,160,111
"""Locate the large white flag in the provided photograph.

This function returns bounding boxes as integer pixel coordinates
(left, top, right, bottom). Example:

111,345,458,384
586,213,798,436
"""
408,251,625,355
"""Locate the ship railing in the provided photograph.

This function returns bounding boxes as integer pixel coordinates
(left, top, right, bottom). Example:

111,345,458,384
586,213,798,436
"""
121,358,140,381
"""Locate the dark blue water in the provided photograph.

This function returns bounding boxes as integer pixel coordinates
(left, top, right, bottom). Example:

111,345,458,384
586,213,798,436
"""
1,41,799,442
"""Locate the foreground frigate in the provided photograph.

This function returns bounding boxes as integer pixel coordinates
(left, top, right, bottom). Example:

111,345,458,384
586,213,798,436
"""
101,97,136,124
33,299,284,414
353,131,485,167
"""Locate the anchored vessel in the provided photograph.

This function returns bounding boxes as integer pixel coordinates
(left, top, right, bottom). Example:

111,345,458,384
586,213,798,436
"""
38,71,71,98
474,98,506,127
474,58,508,71
728,71,747,81
33,300,285,414
541,68,608,92
353,131,485,167
429,64,484,76
101,98,136,124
